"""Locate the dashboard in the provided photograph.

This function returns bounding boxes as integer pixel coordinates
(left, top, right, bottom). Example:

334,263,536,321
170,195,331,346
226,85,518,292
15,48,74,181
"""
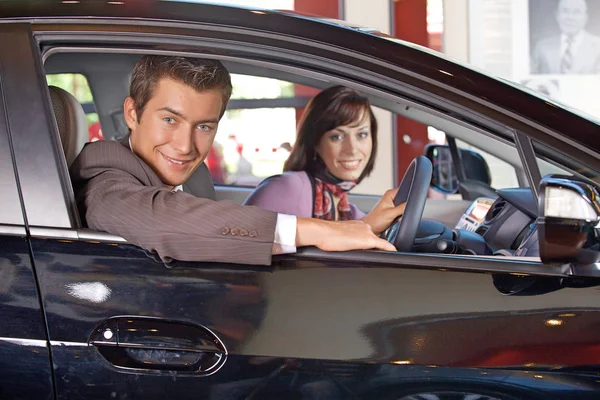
455,198,495,233
453,189,540,257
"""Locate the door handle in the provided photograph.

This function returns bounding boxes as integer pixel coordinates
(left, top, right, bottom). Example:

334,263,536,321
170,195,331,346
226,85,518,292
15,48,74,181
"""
89,317,227,375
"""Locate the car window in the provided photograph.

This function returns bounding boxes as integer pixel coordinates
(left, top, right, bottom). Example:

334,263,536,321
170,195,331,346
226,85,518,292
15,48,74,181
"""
34,48,543,265
46,73,102,142
216,74,312,187
534,140,600,184
456,139,519,189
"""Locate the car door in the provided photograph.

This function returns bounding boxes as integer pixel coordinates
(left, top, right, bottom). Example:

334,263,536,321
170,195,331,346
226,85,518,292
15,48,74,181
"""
11,12,600,400
8,22,293,400
0,24,54,399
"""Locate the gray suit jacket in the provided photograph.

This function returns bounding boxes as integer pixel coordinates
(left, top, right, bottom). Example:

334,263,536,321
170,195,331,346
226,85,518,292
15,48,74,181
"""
531,31,600,74
70,139,278,265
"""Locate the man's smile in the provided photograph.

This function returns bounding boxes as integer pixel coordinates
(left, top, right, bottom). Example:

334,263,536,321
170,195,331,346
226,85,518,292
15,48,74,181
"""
159,151,195,167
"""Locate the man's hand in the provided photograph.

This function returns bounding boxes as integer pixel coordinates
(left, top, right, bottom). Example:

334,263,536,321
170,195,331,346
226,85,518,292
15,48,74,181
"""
362,188,406,235
296,217,396,252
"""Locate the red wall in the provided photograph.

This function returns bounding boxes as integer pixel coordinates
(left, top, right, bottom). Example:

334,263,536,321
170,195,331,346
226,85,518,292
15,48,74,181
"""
393,0,430,183
294,0,339,18
293,0,340,124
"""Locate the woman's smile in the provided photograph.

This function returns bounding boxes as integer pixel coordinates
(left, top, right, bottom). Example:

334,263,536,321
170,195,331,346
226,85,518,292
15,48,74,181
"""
338,160,362,170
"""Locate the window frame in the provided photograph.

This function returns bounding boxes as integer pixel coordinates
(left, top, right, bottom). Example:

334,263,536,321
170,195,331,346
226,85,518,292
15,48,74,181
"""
0,62,25,228
0,23,77,231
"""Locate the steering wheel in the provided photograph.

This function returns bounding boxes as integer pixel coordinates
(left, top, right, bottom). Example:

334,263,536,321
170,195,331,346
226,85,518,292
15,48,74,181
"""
384,156,433,252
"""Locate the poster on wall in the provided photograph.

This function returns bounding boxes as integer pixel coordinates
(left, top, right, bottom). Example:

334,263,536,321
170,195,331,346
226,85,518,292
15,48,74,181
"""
469,0,600,119
527,0,600,118
529,0,600,75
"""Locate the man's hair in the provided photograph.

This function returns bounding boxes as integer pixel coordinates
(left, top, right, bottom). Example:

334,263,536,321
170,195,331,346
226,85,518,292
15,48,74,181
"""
284,85,378,183
129,55,232,121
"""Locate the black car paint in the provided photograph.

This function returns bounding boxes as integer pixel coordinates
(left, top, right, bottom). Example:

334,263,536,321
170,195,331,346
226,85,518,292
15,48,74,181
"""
0,236,54,400
1,1,600,398
27,237,600,399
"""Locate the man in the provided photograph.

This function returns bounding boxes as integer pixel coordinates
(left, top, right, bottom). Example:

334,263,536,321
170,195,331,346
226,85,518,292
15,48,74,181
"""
71,55,404,265
531,0,600,74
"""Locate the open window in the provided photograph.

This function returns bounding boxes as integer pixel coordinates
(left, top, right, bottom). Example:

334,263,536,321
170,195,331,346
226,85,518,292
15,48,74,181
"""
41,46,548,266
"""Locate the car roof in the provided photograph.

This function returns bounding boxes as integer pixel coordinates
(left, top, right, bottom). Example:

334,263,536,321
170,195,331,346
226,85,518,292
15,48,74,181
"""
2,0,600,156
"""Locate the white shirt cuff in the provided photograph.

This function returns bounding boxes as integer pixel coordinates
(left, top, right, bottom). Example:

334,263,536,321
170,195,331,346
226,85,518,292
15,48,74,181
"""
272,213,297,254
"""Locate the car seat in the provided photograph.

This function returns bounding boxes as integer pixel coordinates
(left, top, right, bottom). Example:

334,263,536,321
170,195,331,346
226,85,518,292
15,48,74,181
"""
48,85,88,166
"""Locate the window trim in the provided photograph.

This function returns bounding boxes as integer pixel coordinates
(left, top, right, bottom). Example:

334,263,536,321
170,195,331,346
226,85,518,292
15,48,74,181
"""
286,247,579,277
0,23,74,229
514,132,542,201
0,65,25,227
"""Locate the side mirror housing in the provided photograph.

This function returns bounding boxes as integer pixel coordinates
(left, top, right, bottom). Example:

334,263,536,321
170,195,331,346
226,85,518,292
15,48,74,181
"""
424,144,491,194
538,175,600,264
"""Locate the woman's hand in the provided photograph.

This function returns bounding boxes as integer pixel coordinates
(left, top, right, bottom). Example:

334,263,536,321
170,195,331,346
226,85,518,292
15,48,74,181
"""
362,188,406,235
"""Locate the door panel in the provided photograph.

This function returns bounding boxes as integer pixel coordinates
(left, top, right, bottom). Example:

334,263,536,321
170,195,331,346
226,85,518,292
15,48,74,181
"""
31,237,600,398
0,235,54,400
31,238,281,399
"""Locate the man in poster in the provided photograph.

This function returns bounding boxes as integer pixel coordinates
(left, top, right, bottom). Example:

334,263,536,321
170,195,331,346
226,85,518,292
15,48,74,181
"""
531,0,600,74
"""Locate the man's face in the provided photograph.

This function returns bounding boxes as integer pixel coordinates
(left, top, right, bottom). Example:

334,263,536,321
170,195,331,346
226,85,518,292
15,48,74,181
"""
125,77,223,188
556,0,588,37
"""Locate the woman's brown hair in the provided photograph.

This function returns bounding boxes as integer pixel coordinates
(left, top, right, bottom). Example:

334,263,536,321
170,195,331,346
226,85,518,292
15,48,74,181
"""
284,85,378,183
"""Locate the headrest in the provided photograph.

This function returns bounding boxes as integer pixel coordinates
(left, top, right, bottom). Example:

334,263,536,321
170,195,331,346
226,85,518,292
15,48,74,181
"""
49,85,88,166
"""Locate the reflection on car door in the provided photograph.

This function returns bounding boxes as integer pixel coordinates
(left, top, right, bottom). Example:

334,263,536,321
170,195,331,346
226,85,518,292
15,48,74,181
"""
30,239,282,398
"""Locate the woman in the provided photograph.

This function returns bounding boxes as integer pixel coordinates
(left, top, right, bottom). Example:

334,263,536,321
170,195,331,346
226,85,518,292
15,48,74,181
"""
244,86,404,235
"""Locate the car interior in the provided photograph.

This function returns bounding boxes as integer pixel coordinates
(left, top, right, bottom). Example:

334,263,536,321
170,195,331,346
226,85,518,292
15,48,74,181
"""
42,49,590,262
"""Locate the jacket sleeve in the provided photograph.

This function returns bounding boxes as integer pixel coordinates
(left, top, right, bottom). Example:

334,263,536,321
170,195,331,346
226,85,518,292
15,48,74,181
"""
244,172,313,218
350,203,366,220
71,141,278,265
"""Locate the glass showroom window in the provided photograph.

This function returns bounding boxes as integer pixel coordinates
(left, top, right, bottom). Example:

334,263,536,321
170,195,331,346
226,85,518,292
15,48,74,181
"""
215,74,312,187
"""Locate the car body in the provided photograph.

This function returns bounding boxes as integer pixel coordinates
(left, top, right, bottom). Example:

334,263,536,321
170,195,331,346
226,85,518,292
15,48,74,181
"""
1,1,600,399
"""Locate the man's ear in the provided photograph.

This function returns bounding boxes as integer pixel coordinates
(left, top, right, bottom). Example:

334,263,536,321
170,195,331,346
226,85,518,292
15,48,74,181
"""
123,97,138,130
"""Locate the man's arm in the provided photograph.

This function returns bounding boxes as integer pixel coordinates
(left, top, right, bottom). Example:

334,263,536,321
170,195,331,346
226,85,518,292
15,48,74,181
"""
72,141,278,265
72,141,394,266
296,218,396,252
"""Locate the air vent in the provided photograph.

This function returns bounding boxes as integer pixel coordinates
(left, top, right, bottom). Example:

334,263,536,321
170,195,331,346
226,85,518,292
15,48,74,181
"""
484,200,507,223
320,361,362,377
475,225,489,236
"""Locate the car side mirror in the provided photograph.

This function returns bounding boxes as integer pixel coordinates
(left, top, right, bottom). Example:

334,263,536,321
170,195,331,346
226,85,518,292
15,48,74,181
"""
538,175,600,264
424,144,491,193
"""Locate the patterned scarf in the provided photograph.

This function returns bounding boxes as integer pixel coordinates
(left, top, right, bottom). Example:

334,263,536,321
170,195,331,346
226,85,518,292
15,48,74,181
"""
312,167,357,221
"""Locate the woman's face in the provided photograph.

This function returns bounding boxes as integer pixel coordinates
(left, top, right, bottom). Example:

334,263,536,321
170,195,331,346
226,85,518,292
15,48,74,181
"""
315,112,373,181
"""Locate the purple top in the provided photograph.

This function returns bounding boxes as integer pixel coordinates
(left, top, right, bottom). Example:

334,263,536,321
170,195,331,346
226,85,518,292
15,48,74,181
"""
243,171,366,219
